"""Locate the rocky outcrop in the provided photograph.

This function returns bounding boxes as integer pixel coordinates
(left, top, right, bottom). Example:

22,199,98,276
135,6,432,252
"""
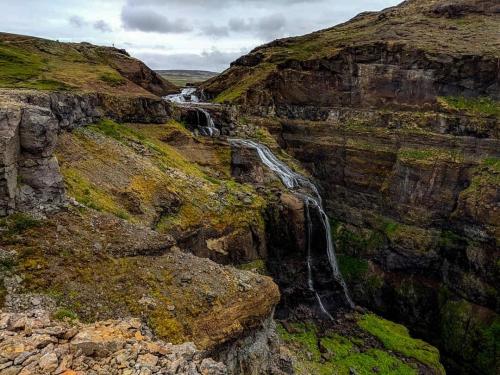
0,90,172,216
0,310,227,374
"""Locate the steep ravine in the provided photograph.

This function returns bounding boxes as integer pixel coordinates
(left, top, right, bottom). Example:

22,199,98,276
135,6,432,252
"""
200,0,500,373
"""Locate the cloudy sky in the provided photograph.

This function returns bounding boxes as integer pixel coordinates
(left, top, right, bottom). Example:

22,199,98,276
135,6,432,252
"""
0,0,399,72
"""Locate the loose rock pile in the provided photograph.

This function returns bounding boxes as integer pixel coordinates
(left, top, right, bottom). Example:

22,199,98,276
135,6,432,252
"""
0,310,227,375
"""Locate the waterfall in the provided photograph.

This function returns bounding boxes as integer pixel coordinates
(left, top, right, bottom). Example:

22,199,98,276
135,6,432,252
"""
165,87,199,103
198,108,218,137
229,138,354,316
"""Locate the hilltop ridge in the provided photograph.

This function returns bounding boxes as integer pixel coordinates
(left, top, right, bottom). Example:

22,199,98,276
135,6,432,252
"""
0,32,178,97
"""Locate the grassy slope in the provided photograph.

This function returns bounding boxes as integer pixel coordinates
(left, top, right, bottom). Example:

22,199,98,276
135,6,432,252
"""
56,119,265,234
0,33,176,96
203,0,500,104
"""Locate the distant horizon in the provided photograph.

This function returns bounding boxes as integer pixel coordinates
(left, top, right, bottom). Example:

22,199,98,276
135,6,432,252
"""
0,0,399,71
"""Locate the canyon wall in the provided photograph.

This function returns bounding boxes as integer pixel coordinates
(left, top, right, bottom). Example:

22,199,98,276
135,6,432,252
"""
203,0,500,373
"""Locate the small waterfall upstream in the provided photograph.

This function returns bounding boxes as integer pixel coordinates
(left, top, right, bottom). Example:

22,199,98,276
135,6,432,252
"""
229,139,354,317
166,88,219,137
166,87,199,103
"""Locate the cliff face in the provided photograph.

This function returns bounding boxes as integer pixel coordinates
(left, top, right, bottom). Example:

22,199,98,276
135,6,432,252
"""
204,0,499,373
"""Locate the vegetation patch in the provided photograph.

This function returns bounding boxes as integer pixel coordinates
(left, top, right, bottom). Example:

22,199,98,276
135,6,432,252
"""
58,119,267,235
439,96,500,117
483,157,500,172
0,213,42,236
398,148,464,163
277,320,422,375
237,259,267,275
440,299,500,375
214,64,275,103
358,314,445,374
99,71,126,87
337,255,369,282
62,167,130,220
53,308,78,322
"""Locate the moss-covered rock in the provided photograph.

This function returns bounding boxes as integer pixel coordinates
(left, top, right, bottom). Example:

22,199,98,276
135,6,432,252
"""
277,315,445,375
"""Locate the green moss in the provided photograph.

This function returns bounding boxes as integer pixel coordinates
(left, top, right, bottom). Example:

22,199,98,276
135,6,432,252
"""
358,314,445,374
440,96,500,117
278,321,420,375
330,219,384,256
398,148,464,163
99,71,126,87
0,43,69,90
53,308,78,321
237,259,267,275
483,157,500,172
214,64,275,103
0,44,43,85
337,255,369,282
383,220,399,237
62,167,130,219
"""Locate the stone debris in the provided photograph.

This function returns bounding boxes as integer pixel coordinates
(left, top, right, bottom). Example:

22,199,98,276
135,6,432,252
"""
0,310,227,375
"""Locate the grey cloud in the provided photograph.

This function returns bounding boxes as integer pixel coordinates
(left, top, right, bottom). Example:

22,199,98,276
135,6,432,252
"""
200,24,229,37
229,14,286,40
69,16,87,28
94,20,112,32
121,6,193,33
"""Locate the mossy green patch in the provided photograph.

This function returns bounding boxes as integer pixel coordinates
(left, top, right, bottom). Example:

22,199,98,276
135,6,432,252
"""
330,219,385,257
62,167,130,220
99,71,126,87
237,259,267,275
59,119,267,235
53,308,78,321
337,255,369,282
358,314,445,374
483,157,500,172
214,64,275,103
398,147,464,163
277,321,421,375
439,96,500,117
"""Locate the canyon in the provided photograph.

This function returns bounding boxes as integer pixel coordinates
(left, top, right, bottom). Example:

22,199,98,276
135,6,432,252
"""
0,0,498,374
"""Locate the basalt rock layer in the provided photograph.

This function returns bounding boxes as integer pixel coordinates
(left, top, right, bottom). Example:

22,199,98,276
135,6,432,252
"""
204,0,499,373
0,89,172,216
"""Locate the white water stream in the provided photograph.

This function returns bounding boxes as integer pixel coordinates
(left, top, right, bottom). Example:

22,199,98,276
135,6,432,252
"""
229,139,354,317
165,87,199,104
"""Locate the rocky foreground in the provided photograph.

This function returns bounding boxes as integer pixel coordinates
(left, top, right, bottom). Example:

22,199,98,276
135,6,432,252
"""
0,310,227,375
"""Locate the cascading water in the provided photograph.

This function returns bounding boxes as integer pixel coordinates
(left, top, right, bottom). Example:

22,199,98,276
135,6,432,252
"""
229,138,354,317
165,88,219,137
165,87,199,104
198,108,218,137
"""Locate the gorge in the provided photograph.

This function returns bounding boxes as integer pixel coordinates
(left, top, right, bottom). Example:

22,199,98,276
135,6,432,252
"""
0,0,498,374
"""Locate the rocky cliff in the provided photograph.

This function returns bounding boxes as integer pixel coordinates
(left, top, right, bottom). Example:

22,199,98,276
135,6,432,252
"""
203,0,499,373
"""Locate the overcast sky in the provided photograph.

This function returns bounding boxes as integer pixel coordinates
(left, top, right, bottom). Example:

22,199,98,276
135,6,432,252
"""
0,0,399,72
